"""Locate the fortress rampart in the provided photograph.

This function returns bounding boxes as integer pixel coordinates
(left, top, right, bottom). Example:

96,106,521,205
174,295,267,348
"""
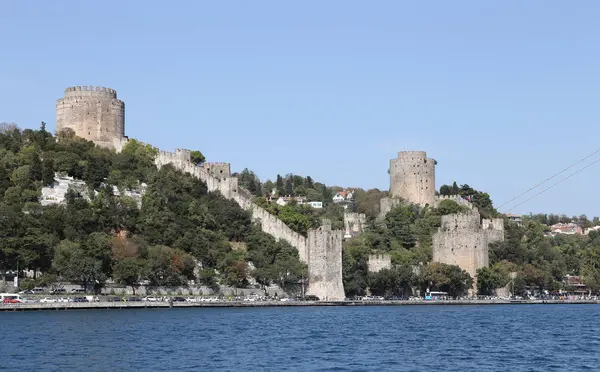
203,162,231,178
344,211,367,238
155,149,345,300
436,194,475,209
367,254,392,273
432,210,504,294
56,85,125,149
306,220,346,300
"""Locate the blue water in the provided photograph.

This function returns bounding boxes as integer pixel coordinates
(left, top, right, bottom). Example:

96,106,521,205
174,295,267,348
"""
1,305,599,371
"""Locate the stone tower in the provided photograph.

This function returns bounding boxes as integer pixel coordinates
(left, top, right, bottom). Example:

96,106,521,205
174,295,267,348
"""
56,86,125,149
306,220,346,301
432,209,504,295
389,151,436,206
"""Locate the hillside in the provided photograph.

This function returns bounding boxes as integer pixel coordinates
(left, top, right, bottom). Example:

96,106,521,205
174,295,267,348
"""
0,123,305,293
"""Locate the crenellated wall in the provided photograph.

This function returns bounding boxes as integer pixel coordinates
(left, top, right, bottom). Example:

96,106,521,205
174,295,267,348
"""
367,254,392,273
432,210,504,295
436,194,475,210
203,162,231,179
155,149,346,299
344,211,367,238
56,85,125,149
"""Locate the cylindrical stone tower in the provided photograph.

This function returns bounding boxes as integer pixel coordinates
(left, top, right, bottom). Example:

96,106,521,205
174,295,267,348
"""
56,86,125,149
389,151,436,206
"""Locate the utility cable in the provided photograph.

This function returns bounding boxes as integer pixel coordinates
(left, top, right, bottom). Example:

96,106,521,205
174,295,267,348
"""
506,156,600,212
497,147,600,210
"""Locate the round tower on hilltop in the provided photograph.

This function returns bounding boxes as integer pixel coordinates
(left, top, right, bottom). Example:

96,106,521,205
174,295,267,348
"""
389,151,436,206
56,86,125,149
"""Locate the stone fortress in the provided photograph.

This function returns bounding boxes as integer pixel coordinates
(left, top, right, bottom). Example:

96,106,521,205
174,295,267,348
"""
55,86,345,301
56,86,127,149
55,85,504,296
371,150,505,292
432,210,504,293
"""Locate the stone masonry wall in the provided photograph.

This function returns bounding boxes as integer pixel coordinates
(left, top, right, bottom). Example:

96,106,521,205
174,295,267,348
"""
155,149,346,300
367,254,392,273
56,86,125,149
378,196,401,221
344,211,367,238
389,151,436,206
306,220,346,300
435,195,475,210
154,149,310,259
432,210,504,294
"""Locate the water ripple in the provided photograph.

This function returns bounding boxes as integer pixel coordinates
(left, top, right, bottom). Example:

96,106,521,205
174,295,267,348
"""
1,305,599,371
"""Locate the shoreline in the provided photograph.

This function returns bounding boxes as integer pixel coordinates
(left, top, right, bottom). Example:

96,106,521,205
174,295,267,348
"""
1,299,598,312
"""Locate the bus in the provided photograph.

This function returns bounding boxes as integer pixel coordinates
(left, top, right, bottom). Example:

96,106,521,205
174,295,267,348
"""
0,293,22,303
424,291,448,301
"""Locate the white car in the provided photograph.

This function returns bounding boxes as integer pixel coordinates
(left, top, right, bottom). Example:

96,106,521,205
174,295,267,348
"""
143,296,160,302
39,297,58,303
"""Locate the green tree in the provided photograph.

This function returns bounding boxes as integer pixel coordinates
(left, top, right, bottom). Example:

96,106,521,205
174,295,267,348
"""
112,258,143,295
420,262,473,297
190,150,205,165
52,240,106,292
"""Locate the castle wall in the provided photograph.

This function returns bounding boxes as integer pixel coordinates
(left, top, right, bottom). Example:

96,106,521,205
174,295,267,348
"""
203,162,231,179
435,195,475,210
344,212,366,238
367,254,392,273
306,221,346,300
377,197,401,221
432,210,504,295
56,86,125,149
389,151,435,206
154,149,351,277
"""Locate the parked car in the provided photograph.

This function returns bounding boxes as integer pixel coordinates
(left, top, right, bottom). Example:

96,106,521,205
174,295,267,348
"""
2,298,21,304
171,297,186,302
39,297,58,303
107,297,123,302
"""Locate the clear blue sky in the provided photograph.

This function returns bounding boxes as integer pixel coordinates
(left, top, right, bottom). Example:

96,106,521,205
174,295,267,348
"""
2,1,599,217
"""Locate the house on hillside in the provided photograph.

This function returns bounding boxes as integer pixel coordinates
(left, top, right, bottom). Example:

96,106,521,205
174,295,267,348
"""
307,201,323,209
275,196,307,206
333,190,353,203
504,213,522,226
584,226,600,235
549,223,582,236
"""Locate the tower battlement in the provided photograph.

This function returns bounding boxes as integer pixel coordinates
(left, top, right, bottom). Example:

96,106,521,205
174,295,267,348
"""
63,86,118,99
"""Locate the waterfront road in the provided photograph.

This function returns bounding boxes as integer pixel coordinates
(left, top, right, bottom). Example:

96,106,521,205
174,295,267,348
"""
1,299,599,311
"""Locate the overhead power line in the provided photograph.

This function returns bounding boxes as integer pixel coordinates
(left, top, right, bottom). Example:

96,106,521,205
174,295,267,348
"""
498,147,600,210
506,156,600,212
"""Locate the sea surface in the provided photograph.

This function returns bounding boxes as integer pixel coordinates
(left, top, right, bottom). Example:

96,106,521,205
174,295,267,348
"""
1,304,599,371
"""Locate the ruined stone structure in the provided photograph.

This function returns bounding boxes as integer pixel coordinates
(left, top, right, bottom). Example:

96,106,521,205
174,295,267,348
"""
343,211,367,238
56,86,126,149
432,210,504,294
367,254,392,273
155,149,346,300
389,151,436,206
